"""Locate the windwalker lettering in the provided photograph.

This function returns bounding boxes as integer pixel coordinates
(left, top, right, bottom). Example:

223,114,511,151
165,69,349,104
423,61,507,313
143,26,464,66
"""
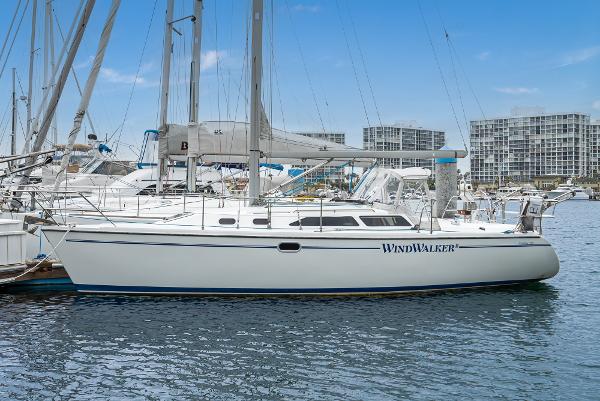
382,243,459,253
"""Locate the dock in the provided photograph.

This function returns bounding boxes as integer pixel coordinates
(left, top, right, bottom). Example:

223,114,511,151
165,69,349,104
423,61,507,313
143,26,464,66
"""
0,262,71,287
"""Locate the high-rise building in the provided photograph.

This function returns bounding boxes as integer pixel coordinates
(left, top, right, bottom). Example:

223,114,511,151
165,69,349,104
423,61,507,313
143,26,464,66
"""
294,131,346,183
589,121,600,178
362,124,445,172
296,131,345,145
470,112,593,184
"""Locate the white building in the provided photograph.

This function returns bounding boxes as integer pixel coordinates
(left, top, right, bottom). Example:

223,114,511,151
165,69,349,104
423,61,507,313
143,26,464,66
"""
294,131,346,183
362,124,445,172
470,112,593,184
589,121,600,178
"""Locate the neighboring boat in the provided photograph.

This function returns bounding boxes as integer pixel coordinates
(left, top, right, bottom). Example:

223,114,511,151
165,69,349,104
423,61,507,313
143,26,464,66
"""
546,179,592,200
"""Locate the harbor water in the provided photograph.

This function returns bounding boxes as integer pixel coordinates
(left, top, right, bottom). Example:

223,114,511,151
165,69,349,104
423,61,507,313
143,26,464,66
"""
1,201,599,400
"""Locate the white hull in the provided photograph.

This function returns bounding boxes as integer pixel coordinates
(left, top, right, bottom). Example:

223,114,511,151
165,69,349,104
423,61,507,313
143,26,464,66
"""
44,226,559,295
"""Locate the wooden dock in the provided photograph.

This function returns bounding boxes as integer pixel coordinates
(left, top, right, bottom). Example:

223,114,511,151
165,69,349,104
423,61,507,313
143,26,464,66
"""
0,262,71,288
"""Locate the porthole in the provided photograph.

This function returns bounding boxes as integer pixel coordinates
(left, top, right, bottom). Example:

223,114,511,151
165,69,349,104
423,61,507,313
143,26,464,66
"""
278,242,301,252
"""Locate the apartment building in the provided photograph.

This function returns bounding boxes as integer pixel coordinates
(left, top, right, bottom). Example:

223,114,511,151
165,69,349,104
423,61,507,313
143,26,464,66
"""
589,120,600,177
470,112,592,183
362,124,445,172
294,131,346,183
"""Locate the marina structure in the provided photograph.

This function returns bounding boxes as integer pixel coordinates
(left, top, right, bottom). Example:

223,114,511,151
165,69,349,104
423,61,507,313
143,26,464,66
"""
362,124,445,174
470,110,599,184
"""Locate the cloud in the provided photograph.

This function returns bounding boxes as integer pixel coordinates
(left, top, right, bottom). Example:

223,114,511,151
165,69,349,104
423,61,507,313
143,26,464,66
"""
74,55,94,69
100,67,158,87
200,50,226,71
593,100,600,111
476,51,491,61
292,3,321,13
494,87,539,95
557,46,600,67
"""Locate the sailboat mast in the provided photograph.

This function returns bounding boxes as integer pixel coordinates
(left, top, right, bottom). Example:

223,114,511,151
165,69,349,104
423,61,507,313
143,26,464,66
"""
48,1,58,146
11,68,17,163
248,0,263,205
51,0,121,198
157,0,175,194
186,0,203,192
26,0,38,149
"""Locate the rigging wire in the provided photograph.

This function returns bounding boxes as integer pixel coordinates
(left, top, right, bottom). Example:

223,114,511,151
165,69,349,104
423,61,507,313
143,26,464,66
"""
0,0,31,82
416,0,467,150
267,0,274,155
432,3,486,120
0,102,11,150
225,2,251,165
109,0,159,155
447,39,487,120
335,0,371,128
434,4,470,136
0,0,23,66
15,71,29,140
214,0,222,134
445,30,470,136
346,1,383,128
284,0,327,134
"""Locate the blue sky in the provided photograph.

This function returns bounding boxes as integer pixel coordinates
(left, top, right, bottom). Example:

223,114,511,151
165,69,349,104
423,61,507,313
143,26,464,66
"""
1,0,599,168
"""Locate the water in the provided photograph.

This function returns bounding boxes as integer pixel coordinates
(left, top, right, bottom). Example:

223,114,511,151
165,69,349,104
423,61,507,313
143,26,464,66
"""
1,202,599,400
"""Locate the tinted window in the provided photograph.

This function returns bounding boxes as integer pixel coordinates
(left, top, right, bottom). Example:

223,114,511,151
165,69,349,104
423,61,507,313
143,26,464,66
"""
289,216,359,227
219,218,236,225
253,218,269,225
360,215,411,227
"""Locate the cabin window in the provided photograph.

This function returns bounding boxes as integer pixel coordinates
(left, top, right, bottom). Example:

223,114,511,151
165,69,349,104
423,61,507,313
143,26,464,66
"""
253,218,269,225
289,216,359,227
218,218,236,225
360,215,412,227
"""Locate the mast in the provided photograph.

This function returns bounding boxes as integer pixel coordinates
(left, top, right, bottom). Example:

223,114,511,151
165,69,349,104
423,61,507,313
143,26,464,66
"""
248,0,263,205
52,0,121,197
48,0,58,146
25,0,38,150
186,0,203,192
22,0,84,154
16,0,96,186
156,0,175,194
42,0,49,136
11,68,17,165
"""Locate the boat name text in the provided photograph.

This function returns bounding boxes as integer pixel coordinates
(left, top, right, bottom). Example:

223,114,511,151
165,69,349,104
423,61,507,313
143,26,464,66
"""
382,243,459,254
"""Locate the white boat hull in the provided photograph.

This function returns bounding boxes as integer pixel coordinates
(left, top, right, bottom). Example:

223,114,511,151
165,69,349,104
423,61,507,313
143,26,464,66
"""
44,227,559,295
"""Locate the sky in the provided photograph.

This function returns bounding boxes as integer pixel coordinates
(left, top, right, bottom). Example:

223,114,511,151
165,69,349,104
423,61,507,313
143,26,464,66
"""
0,0,599,171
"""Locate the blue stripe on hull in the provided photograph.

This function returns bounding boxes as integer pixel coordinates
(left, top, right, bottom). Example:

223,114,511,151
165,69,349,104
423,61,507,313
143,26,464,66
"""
76,279,540,295
66,238,550,250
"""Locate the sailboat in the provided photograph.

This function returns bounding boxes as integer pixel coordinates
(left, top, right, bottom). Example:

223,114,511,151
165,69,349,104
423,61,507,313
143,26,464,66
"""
42,0,559,295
